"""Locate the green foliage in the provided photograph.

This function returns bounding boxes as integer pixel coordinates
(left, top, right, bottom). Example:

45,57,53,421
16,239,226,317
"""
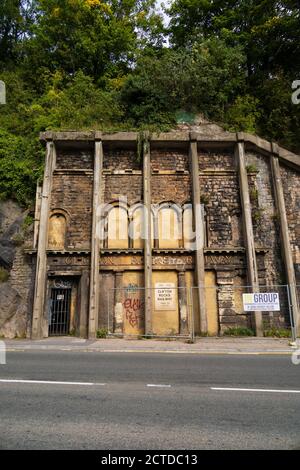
121,39,246,126
30,71,125,132
246,164,258,174
224,95,261,134
0,267,9,283
0,129,43,206
96,328,108,339
263,327,291,338
223,326,255,337
200,194,210,205
0,0,299,209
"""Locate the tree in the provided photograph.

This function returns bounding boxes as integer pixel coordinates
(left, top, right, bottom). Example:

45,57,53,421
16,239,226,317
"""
168,1,300,77
121,39,247,127
0,0,36,67
24,0,163,88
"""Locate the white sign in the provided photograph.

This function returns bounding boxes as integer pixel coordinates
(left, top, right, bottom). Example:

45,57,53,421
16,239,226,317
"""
243,293,280,311
155,283,176,310
56,294,64,300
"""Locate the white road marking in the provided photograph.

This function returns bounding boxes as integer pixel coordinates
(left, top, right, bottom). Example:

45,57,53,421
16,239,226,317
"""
0,379,106,386
211,387,300,394
147,384,171,388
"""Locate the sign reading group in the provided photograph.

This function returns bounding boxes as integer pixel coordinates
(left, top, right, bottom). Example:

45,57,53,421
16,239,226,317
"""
243,292,280,311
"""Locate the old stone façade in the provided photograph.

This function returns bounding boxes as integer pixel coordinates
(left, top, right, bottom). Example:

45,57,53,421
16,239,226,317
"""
4,126,299,339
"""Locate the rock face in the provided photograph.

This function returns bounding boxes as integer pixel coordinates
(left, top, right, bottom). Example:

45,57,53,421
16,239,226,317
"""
0,283,27,338
0,200,23,268
0,201,31,339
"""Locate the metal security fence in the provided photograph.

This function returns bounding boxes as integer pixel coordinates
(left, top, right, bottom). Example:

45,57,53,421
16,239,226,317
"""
192,284,297,341
106,286,194,339
103,284,299,341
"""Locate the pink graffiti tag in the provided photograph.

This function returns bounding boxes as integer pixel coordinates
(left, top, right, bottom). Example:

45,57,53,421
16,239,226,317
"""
123,297,144,327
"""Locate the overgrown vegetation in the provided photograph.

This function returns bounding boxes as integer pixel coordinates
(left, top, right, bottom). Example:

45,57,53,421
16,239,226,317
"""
0,1,299,207
96,328,108,339
223,326,255,337
263,326,291,338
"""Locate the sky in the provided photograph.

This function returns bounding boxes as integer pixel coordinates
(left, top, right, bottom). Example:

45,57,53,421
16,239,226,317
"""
156,0,172,25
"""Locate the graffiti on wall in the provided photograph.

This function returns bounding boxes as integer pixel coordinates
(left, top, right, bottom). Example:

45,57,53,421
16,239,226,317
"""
123,284,144,328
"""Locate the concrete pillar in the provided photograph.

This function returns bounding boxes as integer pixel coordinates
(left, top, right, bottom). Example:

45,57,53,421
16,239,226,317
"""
88,140,103,338
189,133,208,334
236,140,263,336
178,271,188,334
79,271,89,338
33,182,42,250
31,141,56,339
114,272,124,333
270,151,300,332
143,136,152,334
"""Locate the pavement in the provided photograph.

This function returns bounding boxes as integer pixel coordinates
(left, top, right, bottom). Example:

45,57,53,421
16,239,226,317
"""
2,335,298,354
0,350,299,449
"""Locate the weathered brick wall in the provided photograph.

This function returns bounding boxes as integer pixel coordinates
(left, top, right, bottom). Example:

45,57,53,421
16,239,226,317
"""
102,149,143,206
245,152,284,286
152,174,192,205
103,149,141,171
103,175,143,205
56,149,93,170
199,149,235,170
150,151,191,205
200,174,242,247
51,173,93,249
151,150,189,172
280,164,300,267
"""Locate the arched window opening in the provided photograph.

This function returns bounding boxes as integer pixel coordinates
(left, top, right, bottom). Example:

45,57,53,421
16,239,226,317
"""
107,206,129,249
158,205,181,249
183,205,195,249
48,214,66,250
131,206,144,249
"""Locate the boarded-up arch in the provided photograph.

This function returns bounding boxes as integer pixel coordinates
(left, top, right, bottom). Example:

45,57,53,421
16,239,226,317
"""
183,205,195,249
48,214,66,250
107,206,129,249
131,206,144,249
158,205,181,249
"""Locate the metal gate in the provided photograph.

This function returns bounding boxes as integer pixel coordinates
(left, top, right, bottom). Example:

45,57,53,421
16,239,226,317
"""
48,288,71,336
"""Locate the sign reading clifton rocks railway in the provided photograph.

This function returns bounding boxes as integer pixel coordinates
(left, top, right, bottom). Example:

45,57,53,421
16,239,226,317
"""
155,283,176,311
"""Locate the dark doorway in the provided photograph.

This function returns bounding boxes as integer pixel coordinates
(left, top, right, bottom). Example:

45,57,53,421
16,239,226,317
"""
49,288,71,336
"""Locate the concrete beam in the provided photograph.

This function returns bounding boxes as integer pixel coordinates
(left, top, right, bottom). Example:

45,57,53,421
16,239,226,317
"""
190,135,208,334
236,142,263,336
88,140,103,338
39,131,300,172
143,137,153,335
271,155,300,333
31,141,56,339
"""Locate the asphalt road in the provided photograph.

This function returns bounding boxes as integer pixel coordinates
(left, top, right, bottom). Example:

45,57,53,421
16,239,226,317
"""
0,351,299,450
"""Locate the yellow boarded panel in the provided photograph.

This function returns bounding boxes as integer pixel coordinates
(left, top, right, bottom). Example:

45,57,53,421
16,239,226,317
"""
185,271,218,336
158,208,180,249
122,272,144,335
132,207,144,249
107,207,129,249
183,207,194,249
48,214,66,249
152,271,179,335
